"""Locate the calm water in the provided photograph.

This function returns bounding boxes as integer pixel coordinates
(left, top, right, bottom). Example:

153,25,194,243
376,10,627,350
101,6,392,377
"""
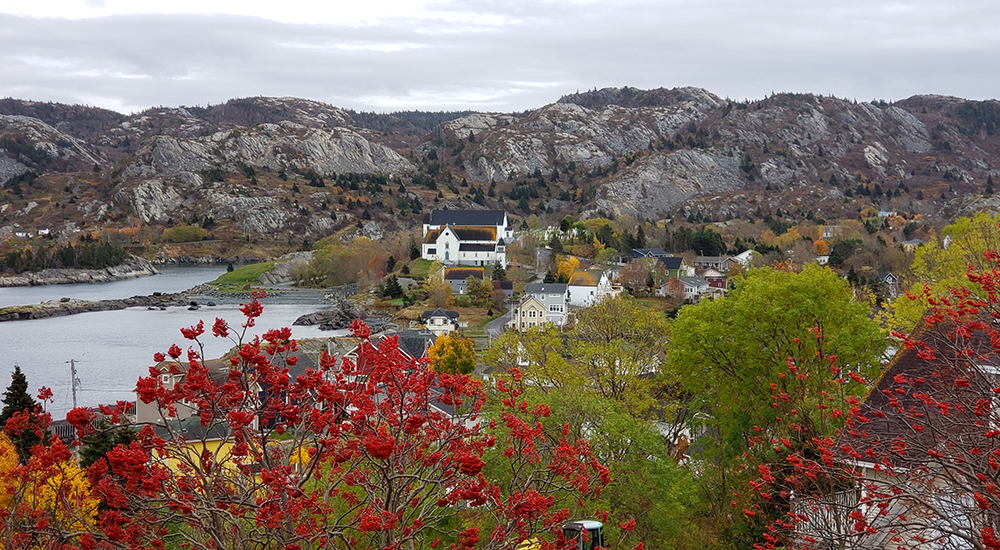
0,268,335,418
0,266,227,308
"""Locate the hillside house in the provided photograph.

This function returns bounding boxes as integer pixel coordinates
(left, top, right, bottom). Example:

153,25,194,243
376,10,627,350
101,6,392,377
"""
421,308,460,337
443,267,485,295
633,248,669,259
698,268,727,289
508,296,547,332
657,256,687,279
523,283,569,326
567,269,620,307
421,210,510,267
694,256,734,272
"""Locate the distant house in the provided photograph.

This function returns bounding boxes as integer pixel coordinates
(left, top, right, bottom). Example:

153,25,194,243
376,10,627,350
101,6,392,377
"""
508,296,547,332
421,210,510,267
879,271,900,298
698,268,727,289
443,267,485,295
694,256,734,272
657,256,687,279
822,225,841,239
678,276,710,302
730,249,756,268
901,239,925,253
567,269,620,307
523,283,569,326
633,248,669,259
421,308,460,337
491,280,514,299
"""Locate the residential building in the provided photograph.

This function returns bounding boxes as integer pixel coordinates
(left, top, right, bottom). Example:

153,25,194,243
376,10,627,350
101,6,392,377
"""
694,256,734,271
901,239,925,253
567,269,620,307
421,308,460,337
443,267,485,295
421,210,510,267
491,280,514,299
698,268,727,289
523,283,569,326
633,248,669,259
657,256,687,279
730,249,756,268
678,276,710,302
508,296,547,332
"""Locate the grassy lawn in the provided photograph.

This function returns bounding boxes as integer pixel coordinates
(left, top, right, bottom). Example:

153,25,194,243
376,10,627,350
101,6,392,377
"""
209,261,275,292
406,259,434,279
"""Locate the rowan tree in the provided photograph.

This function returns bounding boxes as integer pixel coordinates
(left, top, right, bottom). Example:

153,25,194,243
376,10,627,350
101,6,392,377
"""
67,294,613,549
0,400,99,547
747,246,1000,550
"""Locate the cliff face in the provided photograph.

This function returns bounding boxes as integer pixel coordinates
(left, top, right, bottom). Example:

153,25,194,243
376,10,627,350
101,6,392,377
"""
2,89,1000,245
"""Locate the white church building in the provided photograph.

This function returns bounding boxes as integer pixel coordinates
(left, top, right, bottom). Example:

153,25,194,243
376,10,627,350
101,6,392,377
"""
421,210,510,267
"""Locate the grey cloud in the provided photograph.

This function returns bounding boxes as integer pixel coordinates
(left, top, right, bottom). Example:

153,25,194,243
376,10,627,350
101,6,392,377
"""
0,1,998,114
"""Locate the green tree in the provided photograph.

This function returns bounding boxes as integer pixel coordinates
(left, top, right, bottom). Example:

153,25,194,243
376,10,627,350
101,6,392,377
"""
668,264,886,545
0,366,43,463
569,295,673,417
466,276,493,308
78,421,137,470
484,326,578,389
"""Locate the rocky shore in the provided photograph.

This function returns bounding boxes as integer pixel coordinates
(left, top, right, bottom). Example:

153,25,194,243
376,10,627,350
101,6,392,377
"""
0,256,159,287
0,286,202,322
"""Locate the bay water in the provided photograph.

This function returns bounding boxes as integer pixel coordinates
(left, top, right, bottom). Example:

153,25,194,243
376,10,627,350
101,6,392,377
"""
0,267,336,418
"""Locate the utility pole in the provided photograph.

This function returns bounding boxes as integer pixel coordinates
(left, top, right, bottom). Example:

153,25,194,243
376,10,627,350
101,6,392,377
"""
66,359,80,409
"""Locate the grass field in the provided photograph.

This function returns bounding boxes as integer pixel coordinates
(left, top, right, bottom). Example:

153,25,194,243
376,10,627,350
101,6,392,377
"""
209,261,275,292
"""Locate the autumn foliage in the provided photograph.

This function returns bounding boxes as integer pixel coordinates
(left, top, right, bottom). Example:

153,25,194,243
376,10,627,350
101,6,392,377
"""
746,245,1000,549
0,291,617,549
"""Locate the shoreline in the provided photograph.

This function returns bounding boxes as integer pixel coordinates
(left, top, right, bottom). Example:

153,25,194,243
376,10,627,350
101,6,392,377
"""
0,256,159,288
0,284,344,323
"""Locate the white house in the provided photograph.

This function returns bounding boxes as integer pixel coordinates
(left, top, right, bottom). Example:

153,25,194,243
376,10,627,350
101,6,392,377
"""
421,210,510,267
567,270,620,307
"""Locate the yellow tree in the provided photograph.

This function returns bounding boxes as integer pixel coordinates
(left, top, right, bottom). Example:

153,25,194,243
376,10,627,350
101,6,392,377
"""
890,211,1000,331
555,256,580,282
427,333,477,374
569,294,673,417
484,326,582,390
812,239,829,256
0,432,99,546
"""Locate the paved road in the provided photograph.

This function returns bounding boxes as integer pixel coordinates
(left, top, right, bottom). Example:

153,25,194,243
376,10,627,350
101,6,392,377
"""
484,311,511,338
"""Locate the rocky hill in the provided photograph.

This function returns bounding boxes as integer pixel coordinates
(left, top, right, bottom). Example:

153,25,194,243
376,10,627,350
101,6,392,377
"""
2,88,999,254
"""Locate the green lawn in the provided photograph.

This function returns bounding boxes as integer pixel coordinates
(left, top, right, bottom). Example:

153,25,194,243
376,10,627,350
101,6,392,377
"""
209,261,275,292
406,258,434,278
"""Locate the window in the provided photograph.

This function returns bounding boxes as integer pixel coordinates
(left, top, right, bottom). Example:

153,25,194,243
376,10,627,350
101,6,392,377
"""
445,242,450,250
549,304,562,313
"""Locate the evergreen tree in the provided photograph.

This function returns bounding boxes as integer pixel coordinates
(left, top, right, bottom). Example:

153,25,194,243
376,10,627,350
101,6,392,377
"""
492,261,507,281
79,421,137,470
0,366,43,463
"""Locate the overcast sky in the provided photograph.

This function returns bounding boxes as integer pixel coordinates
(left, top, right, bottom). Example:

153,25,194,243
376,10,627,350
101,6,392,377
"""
1,0,998,114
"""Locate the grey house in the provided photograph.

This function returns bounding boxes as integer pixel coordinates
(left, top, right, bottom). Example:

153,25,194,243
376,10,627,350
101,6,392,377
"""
523,283,569,326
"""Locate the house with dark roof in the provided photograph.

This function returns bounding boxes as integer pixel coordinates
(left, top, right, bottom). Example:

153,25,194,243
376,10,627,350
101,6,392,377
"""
421,308,460,337
633,248,669,259
443,266,485,295
657,256,687,278
421,210,510,267
793,324,1000,549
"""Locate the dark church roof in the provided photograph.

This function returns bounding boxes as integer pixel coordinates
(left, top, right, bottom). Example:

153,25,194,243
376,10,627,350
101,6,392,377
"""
424,210,506,227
